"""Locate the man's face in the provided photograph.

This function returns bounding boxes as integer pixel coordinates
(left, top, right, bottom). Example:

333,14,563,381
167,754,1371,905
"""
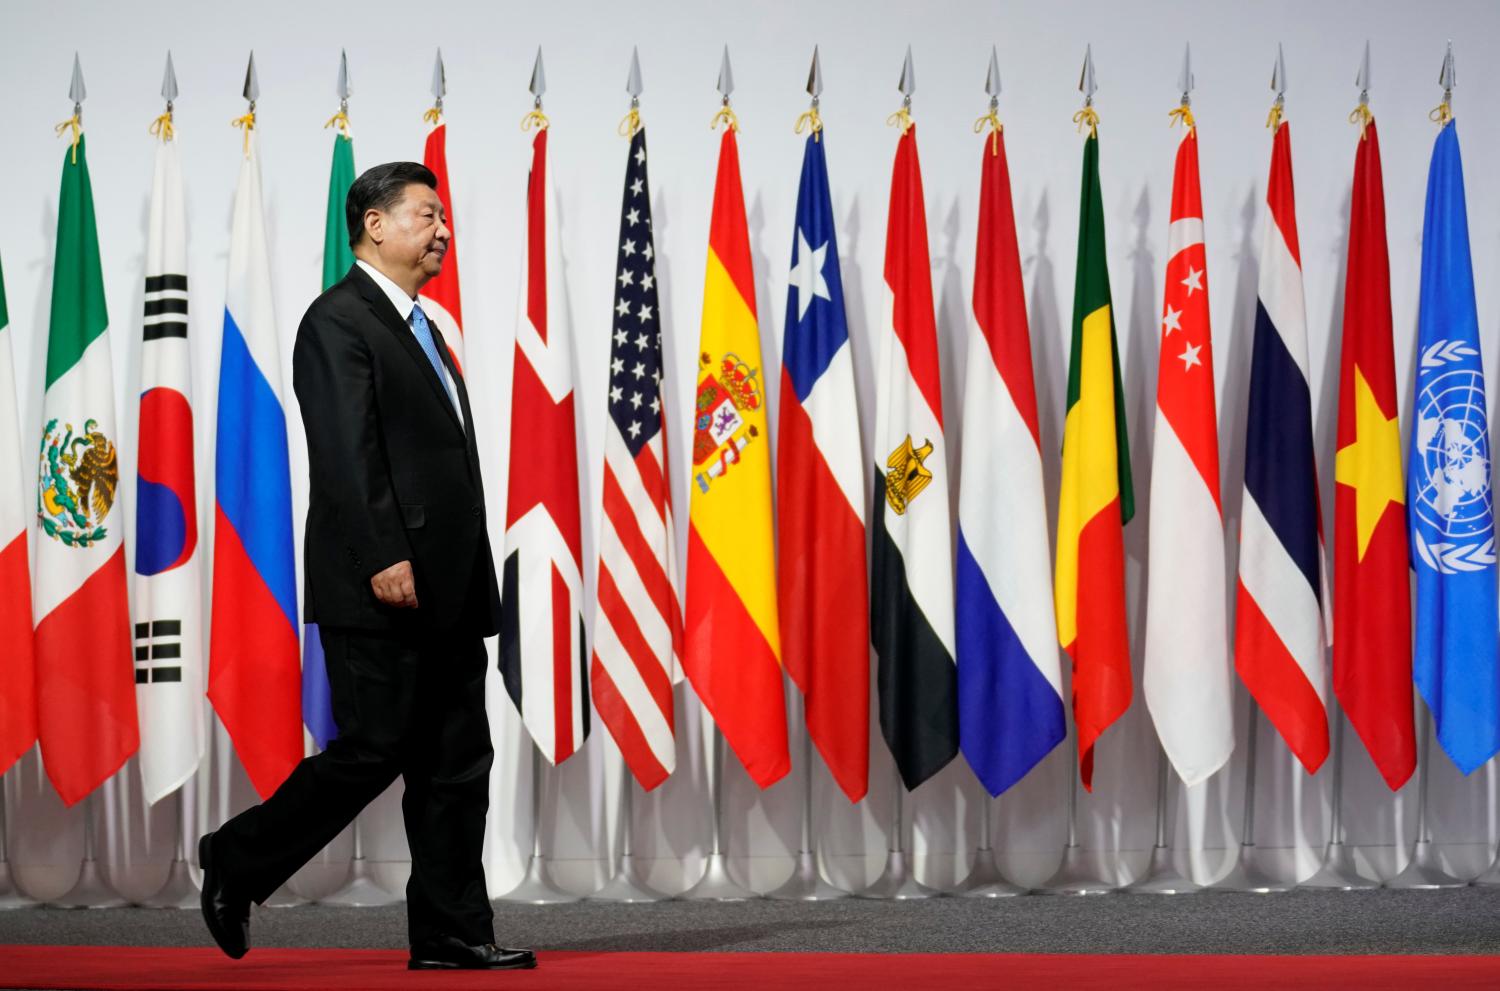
373,183,449,277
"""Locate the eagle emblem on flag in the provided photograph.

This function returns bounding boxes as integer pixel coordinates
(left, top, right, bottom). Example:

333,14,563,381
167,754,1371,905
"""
693,350,761,493
884,434,934,515
37,417,118,547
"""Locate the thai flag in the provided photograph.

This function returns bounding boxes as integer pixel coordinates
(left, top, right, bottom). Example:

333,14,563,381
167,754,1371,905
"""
1234,121,1329,775
208,134,303,799
955,126,1065,796
776,129,870,803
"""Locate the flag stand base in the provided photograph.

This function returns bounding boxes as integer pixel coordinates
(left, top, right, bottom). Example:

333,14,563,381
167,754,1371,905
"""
953,847,1026,898
141,856,200,909
0,862,36,910
319,855,403,907
1469,851,1500,886
1204,843,1288,893
1386,839,1466,889
500,852,579,905
1299,840,1377,890
858,848,937,900
262,884,308,907
1122,844,1199,895
51,858,127,909
682,852,757,901
768,849,849,901
1034,843,1114,895
589,853,669,903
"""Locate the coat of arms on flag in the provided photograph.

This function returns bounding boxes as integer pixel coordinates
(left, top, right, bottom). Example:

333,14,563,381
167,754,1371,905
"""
693,351,762,493
37,418,118,546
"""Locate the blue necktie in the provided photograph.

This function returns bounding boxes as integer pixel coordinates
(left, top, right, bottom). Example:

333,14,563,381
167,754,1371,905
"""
409,303,458,415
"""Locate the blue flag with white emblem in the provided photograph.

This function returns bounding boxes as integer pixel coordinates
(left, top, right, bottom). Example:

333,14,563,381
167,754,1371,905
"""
1408,122,1500,775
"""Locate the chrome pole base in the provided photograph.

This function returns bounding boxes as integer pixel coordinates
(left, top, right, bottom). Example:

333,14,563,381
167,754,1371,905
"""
953,847,1026,898
319,856,403,906
0,862,36,910
767,850,849,901
140,856,201,909
1034,843,1115,895
589,853,670,903
1386,839,1466,889
500,853,580,904
1122,845,1199,895
262,884,309,908
858,848,938,899
1204,844,1289,893
1298,841,1378,891
50,858,127,908
1468,849,1500,887
681,852,757,901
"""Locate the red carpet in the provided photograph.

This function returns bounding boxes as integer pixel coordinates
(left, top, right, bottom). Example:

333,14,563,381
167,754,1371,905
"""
2,946,1498,990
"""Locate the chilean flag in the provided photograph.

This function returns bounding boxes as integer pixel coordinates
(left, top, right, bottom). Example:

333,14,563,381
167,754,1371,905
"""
777,128,870,803
209,133,303,799
1234,120,1330,775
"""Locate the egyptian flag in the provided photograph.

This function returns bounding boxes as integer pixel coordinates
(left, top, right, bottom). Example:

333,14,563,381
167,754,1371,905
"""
209,129,303,799
682,126,789,788
33,134,138,806
956,123,1064,796
1333,117,1414,790
134,123,206,804
1054,121,1133,791
777,126,869,803
0,255,38,777
871,122,957,792
1142,121,1234,786
419,117,465,371
500,125,588,766
1234,121,1329,776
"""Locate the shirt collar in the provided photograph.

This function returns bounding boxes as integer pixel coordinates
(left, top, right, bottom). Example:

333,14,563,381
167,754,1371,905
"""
356,259,417,322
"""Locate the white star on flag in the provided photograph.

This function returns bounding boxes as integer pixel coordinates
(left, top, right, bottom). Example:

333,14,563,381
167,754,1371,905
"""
1178,342,1203,370
627,208,640,226
628,420,642,438
630,177,643,197
1181,266,1204,295
642,273,654,291
619,269,634,288
1162,305,1182,336
614,328,629,347
644,243,653,260
610,385,623,403
638,304,653,323
612,357,625,375
630,392,643,409
622,239,637,257
788,227,832,321
635,146,646,165
635,332,650,349
632,361,646,379
616,299,631,318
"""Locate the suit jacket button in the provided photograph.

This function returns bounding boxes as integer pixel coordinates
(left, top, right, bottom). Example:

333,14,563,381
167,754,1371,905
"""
471,506,482,518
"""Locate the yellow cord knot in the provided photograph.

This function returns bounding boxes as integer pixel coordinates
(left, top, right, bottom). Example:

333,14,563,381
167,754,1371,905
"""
1430,100,1453,127
55,113,82,164
323,109,351,138
231,111,256,156
794,107,823,141
973,110,1002,155
423,106,443,126
1266,102,1284,131
1072,106,1099,138
149,110,175,143
1348,103,1373,139
1168,104,1195,131
885,106,913,135
710,105,739,132
618,106,641,138
520,108,550,131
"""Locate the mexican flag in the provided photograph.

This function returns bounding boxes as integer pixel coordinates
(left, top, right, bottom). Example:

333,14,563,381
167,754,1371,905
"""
34,134,138,806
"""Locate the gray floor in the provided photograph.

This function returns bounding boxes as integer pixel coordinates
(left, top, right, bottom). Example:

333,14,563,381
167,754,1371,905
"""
3,888,1500,955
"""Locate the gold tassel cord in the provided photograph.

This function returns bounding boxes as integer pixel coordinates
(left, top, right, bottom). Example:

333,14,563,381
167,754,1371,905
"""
231,111,255,156
55,113,82,164
1266,102,1284,131
618,106,641,138
520,107,550,131
1168,104,1195,131
1430,99,1453,127
710,105,739,132
973,109,1002,155
149,109,175,143
323,109,351,139
794,107,823,142
1348,102,1373,140
1072,105,1098,138
885,106,913,135
423,106,443,126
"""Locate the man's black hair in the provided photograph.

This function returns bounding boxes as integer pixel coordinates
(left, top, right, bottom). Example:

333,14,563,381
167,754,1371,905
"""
345,162,439,248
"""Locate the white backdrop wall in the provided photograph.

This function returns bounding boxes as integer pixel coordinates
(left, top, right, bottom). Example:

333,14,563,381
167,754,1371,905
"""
4,0,1500,903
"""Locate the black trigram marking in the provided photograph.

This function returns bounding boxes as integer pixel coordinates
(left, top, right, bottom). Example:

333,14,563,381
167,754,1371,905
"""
134,618,184,684
143,273,189,340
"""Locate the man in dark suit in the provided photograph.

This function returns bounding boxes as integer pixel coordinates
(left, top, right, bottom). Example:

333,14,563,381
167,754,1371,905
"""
199,162,534,972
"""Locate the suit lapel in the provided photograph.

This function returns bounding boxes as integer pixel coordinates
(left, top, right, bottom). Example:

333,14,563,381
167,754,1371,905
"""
346,265,464,435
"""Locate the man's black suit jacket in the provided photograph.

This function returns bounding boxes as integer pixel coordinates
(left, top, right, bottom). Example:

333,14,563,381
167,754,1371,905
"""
292,263,501,635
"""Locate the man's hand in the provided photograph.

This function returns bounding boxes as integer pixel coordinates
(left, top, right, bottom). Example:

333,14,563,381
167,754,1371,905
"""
371,560,419,608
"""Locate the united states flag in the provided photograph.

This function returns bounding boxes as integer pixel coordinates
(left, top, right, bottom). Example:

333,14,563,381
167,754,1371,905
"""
590,126,683,790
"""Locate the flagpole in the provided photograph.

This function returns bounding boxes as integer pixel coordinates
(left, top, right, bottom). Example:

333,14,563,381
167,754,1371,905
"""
588,755,667,902
1205,699,1288,893
769,730,849,900
954,786,1026,897
681,726,758,900
0,786,35,909
500,743,578,903
859,763,936,899
1035,737,1114,895
50,792,126,908
1299,711,1377,889
1123,747,1199,894
1387,703,1466,888
141,781,202,908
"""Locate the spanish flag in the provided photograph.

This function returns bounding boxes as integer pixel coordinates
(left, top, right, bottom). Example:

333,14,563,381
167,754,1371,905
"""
1054,122,1133,791
682,126,789,788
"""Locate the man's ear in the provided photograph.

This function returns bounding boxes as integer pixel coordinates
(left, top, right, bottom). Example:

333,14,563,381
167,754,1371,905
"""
364,209,383,246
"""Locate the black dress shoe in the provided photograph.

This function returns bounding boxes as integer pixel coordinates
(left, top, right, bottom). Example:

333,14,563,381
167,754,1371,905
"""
409,937,537,971
198,831,251,960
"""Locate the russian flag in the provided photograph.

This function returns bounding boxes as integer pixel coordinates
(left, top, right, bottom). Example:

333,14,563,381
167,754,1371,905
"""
209,133,303,800
956,122,1065,796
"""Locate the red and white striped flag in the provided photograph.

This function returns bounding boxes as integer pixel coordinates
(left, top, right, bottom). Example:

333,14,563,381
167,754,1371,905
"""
1143,115,1234,786
591,124,682,790
500,123,588,766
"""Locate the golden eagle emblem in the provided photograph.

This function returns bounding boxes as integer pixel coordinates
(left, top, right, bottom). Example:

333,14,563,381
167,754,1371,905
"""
38,417,118,548
884,434,934,516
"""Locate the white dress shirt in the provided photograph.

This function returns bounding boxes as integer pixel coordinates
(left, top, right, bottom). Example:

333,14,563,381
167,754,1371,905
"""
355,258,464,429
